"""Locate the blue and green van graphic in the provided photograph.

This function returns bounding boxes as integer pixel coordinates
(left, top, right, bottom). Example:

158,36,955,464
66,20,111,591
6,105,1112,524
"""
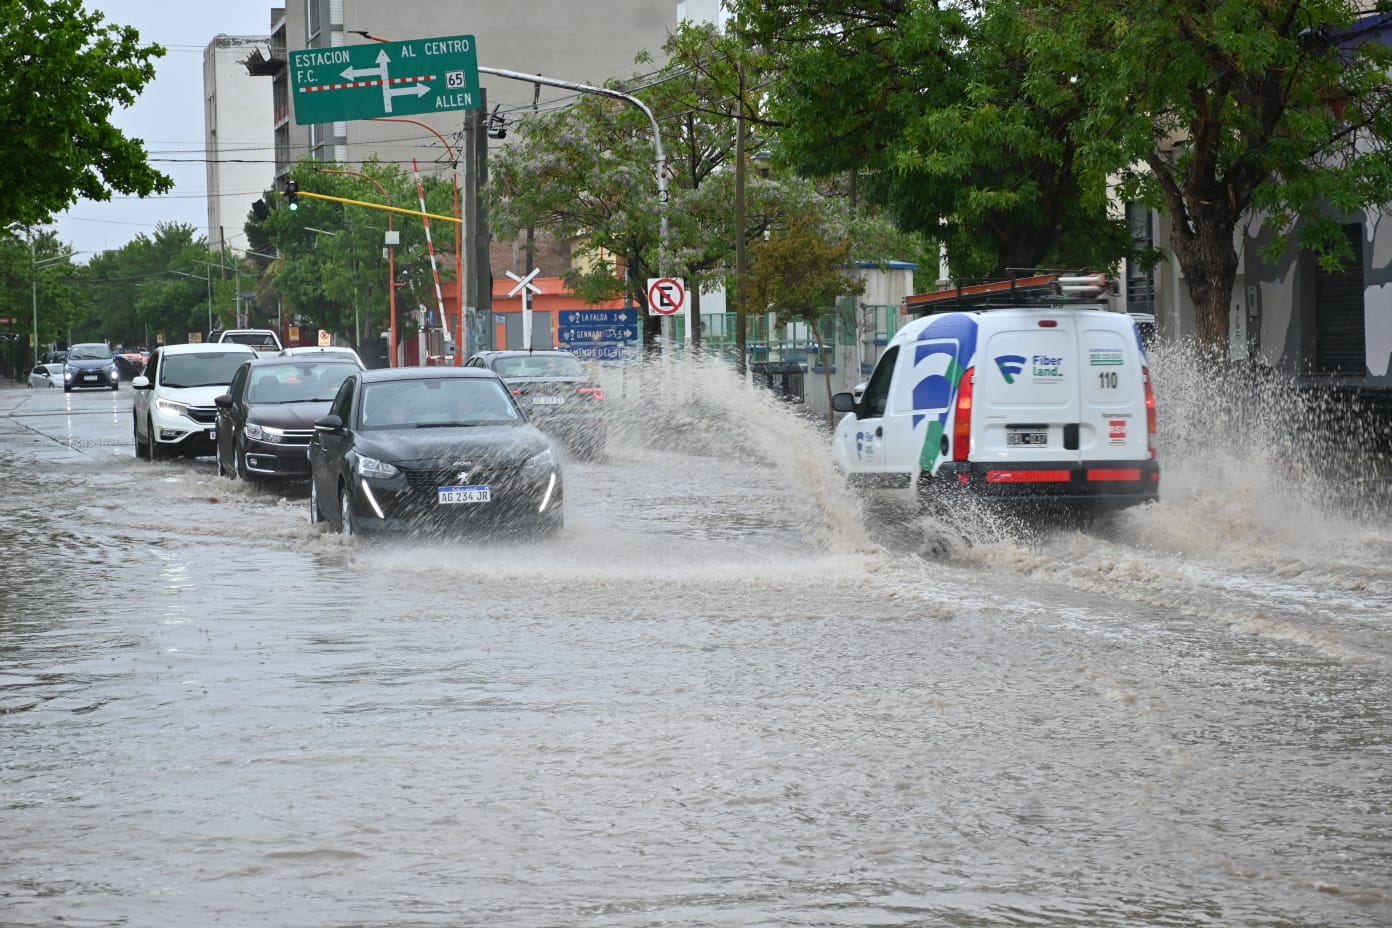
994,354,1026,384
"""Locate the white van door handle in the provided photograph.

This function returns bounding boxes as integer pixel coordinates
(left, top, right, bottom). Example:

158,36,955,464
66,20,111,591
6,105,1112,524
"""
875,426,883,437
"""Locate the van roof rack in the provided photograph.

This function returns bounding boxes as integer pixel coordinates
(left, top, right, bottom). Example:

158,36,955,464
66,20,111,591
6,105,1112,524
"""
904,271,1111,316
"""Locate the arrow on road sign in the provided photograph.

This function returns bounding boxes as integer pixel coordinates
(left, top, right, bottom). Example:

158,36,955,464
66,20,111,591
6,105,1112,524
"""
559,326,637,343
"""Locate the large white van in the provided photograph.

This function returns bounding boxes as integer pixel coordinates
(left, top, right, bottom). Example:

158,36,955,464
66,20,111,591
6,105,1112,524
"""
831,289,1159,509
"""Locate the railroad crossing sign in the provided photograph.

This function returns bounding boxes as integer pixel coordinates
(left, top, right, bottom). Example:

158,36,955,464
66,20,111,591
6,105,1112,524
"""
646,277,687,315
290,35,481,125
506,268,542,298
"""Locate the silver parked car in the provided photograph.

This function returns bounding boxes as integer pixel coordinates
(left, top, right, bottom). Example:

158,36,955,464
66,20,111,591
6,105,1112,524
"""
28,362,64,388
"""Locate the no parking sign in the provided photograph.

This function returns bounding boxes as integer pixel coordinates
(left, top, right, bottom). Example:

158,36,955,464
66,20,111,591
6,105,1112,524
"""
646,277,687,315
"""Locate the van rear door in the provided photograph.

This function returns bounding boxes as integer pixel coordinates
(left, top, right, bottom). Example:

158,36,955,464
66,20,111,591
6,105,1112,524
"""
976,312,1082,465
1077,319,1149,462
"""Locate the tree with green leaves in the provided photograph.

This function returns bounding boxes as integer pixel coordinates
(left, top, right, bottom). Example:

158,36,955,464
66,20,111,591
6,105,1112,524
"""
742,209,866,420
0,226,86,361
1,0,171,226
1029,0,1392,354
488,21,895,353
254,159,458,350
732,0,1131,280
739,0,1392,357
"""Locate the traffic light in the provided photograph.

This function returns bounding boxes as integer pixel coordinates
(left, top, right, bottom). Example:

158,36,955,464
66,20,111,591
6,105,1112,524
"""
284,179,299,211
486,104,506,140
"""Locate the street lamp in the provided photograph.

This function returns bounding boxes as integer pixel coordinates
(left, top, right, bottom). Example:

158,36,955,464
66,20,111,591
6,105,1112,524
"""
29,233,77,362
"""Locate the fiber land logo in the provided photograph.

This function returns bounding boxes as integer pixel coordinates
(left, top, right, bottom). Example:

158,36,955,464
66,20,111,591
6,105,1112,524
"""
1032,354,1064,379
994,354,1026,384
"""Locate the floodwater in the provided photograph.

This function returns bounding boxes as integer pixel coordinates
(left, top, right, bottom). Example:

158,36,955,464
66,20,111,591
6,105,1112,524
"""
1,354,1389,928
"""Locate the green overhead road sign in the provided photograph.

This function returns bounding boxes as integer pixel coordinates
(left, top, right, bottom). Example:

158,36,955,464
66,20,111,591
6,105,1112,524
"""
289,35,480,125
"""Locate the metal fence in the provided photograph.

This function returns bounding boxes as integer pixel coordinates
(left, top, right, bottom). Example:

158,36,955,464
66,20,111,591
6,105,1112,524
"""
675,302,901,376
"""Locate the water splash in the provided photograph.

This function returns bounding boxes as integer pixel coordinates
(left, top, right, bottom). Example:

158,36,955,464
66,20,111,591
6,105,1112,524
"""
601,352,876,556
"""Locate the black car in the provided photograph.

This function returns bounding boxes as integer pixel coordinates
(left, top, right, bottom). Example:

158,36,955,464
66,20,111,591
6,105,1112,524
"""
308,367,564,537
464,349,607,458
63,342,120,392
214,356,361,481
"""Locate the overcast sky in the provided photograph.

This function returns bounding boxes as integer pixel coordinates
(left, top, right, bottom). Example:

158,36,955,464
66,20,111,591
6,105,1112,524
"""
53,1,274,260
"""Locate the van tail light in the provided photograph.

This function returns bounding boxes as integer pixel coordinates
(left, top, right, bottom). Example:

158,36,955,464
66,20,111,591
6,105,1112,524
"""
952,366,974,462
1143,366,1158,459
577,386,605,400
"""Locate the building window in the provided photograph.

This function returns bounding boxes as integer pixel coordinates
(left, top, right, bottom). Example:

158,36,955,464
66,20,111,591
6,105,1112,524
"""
1125,201,1155,315
1313,224,1366,374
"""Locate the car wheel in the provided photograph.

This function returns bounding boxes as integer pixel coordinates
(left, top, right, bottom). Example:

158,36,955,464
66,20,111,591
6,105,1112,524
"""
216,444,229,477
133,413,149,460
309,478,324,525
63,385,71,393
533,509,564,538
148,417,169,461
233,439,249,481
111,383,119,391
339,485,356,536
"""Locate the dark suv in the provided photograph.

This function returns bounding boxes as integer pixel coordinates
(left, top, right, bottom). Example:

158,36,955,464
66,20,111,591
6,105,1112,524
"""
464,349,607,459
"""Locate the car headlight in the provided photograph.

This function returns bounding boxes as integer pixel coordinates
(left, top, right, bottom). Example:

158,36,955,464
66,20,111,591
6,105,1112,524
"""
155,397,191,418
63,368,74,381
521,446,558,478
106,364,118,378
245,423,286,443
355,454,399,479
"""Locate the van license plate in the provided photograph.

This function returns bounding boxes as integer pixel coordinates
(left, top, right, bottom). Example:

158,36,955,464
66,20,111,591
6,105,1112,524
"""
1007,430,1047,447
531,395,564,405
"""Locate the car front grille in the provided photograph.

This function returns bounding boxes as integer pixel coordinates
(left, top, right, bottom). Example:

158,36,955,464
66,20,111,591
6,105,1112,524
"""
403,463,523,492
188,405,217,424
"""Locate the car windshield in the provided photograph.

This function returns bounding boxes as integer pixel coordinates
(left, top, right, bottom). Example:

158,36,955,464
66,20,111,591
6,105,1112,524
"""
359,378,521,429
223,333,278,349
68,344,113,360
492,355,585,378
160,351,254,388
247,363,355,404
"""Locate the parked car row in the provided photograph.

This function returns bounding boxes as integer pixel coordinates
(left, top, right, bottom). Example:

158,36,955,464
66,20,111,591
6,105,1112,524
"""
119,342,597,539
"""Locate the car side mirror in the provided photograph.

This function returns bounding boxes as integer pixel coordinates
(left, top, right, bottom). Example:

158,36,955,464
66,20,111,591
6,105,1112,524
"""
314,413,344,432
132,376,151,389
213,394,233,409
831,392,858,414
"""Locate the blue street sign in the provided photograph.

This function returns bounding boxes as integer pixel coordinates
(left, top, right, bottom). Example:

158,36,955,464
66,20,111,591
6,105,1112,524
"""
558,308,638,328
559,326,638,343
568,344,630,361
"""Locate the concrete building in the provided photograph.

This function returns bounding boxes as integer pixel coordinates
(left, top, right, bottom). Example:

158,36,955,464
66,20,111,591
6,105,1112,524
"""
203,34,276,253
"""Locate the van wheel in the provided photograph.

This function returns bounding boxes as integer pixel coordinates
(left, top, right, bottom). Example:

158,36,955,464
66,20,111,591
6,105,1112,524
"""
309,479,324,525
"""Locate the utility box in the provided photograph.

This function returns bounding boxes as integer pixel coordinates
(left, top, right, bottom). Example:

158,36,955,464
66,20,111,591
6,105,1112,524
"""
751,361,805,403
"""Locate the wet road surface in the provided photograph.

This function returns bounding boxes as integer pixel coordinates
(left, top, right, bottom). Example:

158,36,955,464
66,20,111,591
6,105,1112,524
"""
1,360,1389,928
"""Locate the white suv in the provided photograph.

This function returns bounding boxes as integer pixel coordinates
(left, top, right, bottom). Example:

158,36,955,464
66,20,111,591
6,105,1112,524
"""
132,342,256,460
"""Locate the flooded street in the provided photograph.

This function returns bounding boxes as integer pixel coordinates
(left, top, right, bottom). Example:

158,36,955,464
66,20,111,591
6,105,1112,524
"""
1,359,1389,927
